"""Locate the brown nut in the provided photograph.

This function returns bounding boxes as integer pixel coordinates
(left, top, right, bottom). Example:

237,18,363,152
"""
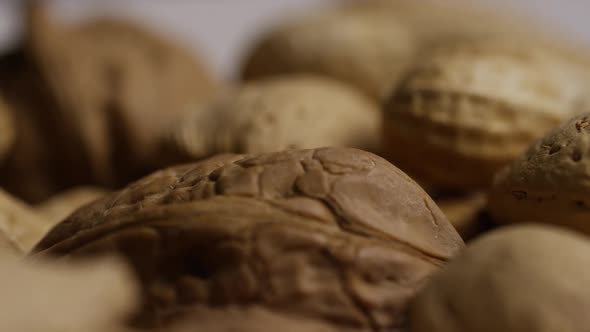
33,147,463,329
383,41,587,190
241,6,416,100
23,4,216,192
163,75,380,162
489,112,590,234
411,225,590,332
0,98,15,163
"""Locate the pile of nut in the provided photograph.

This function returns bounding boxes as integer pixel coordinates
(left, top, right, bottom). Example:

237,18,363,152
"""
2,1,590,331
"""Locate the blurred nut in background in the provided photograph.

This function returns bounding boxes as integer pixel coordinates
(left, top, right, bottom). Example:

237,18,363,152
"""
0,98,15,163
489,112,590,234
0,3,217,203
411,225,590,332
0,228,20,256
434,193,492,241
241,5,416,100
34,147,463,329
163,74,380,163
0,256,137,332
0,189,52,252
383,40,587,190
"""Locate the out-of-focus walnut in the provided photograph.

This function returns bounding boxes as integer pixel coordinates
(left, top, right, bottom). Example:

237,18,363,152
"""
33,147,463,329
0,229,21,256
35,187,108,226
0,256,137,332
162,75,380,163
0,3,216,203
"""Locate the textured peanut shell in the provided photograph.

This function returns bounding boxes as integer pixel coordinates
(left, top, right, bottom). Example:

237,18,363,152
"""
0,99,15,163
411,225,590,332
0,189,52,252
384,41,586,189
489,113,590,234
241,6,416,100
26,4,216,188
35,187,107,226
34,147,463,329
163,75,380,162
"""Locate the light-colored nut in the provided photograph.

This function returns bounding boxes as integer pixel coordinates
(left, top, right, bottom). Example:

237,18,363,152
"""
0,189,52,252
0,256,137,332
35,187,108,226
384,41,587,189
241,6,416,100
164,75,380,161
411,225,590,332
34,147,463,329
489,112,590,234
0,229,21,256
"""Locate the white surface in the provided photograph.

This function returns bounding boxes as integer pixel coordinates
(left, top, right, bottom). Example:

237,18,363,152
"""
0,0,589,80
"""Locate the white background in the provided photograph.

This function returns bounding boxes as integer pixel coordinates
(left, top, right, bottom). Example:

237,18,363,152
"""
1,0,589,80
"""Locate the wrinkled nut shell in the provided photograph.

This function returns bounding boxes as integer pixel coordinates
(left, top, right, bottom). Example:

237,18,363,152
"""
241,6,416,100
34,147,463,329
163,75,380,162
384,41,586,189
489,112,590,234
411,225,590,332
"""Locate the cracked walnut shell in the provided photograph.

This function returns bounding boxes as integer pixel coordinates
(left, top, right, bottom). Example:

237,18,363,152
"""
33,147,463,329
489,112,590,234
411,225,590,332
384,41,587,189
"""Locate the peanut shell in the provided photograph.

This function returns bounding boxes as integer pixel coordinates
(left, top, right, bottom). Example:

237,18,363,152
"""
384,41,587,189
34,147,463,329
411,225,590,332
241,6,416,100
163,75,380,162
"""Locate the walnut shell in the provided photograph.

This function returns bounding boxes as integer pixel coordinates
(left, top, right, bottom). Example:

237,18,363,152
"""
27,4,216,189
489,112,590,234
163,75,380,162
241,6,416,100
411,225,590,332
384,41,587,189
33,147,463,329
